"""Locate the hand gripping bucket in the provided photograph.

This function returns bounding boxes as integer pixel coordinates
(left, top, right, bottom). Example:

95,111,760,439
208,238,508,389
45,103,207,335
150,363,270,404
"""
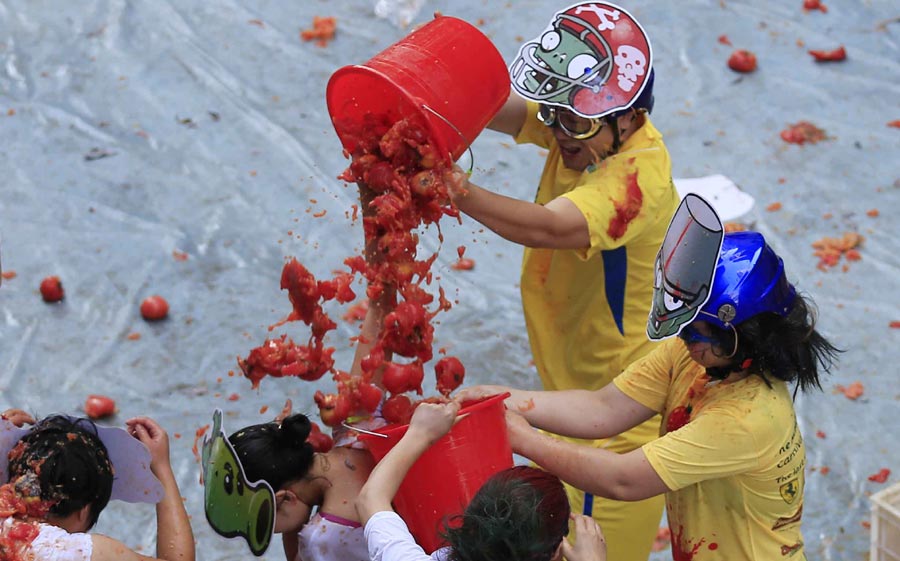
359,393,513,553
326,15,509,164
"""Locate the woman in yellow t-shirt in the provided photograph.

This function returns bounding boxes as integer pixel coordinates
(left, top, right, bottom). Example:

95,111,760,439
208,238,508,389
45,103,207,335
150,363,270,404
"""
460,232,840,560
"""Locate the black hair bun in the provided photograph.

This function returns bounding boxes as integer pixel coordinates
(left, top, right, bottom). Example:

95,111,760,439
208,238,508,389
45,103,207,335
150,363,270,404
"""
279,413,312,449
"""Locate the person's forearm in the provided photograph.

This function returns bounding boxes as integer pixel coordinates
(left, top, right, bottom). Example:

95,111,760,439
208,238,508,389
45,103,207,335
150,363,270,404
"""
507,388,628,441
514,428,634,501
356,430,430,523
487,89,527,137
154,466,195,561
454,182,564,248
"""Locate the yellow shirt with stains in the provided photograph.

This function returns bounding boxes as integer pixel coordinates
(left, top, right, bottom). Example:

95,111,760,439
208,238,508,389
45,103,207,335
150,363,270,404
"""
614,338,808,560
515,103,678,451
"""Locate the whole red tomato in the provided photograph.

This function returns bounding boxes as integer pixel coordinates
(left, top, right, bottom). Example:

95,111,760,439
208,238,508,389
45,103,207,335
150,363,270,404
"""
306,422,334,453
39,276,65,303
382,394,414,425
727,50,757,73
435,357,466,397
140,295,169,321
84,395,116,420
382,361,425,395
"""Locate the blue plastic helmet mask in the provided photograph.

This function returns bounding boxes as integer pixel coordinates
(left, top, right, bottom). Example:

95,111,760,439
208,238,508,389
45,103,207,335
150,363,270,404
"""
699,232,797,330
647,194,724,340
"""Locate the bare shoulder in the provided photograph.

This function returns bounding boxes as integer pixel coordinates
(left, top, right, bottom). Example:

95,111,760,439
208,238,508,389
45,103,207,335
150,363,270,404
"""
90,534,157,561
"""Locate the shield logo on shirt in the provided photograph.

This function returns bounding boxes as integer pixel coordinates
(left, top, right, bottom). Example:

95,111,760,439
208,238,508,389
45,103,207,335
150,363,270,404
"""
779,478,800,504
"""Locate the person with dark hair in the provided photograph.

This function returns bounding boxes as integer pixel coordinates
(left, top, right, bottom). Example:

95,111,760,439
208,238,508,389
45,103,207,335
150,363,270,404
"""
356,400,607,561
459,231,840,560
438,4,678,558
227,411,374,561
0,411,194,561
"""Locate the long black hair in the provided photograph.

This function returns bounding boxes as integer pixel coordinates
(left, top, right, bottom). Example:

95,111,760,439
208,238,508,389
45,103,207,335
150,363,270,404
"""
705,293,841,392
441,466,570,561
228,413,315,491
7,415,114,529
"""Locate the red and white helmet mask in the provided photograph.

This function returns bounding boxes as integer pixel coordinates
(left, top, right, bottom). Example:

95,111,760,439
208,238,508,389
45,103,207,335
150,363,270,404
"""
509,2,653,118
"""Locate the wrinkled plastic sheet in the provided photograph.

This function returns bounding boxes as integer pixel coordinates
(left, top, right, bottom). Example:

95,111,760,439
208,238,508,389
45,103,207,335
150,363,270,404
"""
0,1,898,559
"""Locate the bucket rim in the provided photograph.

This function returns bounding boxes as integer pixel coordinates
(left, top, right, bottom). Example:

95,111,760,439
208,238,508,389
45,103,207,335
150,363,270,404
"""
357,392,511,443
325,64,454,164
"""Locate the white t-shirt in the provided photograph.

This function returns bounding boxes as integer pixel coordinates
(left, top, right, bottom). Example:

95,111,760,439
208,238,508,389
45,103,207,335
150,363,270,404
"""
0,520,92,561
364,511,450,561
296,512,368,561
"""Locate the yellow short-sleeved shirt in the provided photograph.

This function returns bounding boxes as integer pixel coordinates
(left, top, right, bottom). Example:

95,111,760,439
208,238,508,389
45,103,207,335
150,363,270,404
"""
515,102,679,445
614,338,808,560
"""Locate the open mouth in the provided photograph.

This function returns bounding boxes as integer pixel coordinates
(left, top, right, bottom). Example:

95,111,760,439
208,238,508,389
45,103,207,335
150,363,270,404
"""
559,144,581,157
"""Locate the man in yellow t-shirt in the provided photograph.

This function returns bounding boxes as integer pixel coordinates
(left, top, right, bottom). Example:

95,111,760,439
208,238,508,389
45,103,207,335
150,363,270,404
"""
614,337,808,560
444,3,678,559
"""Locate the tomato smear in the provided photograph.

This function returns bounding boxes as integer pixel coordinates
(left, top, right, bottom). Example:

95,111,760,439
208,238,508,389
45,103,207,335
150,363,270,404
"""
717,35,731,46
890,321,900,329
671,526,705,561
820,466,831,475
868,468,891,483
451,257,475,271
607,167,643,240
816,430,826,438
342,299,369,323
300,16,337,47
192,424,210,462
888,120,900,128
766,202,783,212
172,250,189,261
835,381,864,400
780,121,827,144
808,46,846,62
812,232,863,271
652,526,671,552
803,0,828,12
1,271,16,280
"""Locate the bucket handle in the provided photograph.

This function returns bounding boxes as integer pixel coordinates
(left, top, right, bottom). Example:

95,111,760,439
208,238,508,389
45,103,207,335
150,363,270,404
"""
341,421,389,439
420,104,474,175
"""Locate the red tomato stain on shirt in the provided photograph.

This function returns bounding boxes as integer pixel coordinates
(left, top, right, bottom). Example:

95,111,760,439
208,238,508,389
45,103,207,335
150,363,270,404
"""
671,526,706,561
607,167,643,240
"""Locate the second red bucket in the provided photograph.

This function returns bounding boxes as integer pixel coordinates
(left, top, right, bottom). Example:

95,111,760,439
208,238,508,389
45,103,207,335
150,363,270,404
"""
326,15,509,164
359,393,513,553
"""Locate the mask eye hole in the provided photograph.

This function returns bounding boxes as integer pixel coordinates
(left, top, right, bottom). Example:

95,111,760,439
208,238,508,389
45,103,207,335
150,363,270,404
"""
540,31,560,52
663,292,682,312
567,54,598,79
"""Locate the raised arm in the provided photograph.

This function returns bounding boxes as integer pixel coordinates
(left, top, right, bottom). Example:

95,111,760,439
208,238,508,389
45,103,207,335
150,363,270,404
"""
355,401,460,523
126,417,195,561
486,88,528,138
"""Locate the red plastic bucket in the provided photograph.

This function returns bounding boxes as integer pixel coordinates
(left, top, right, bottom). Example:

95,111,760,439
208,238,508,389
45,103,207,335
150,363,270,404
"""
359,393,513,553
326,16,509,164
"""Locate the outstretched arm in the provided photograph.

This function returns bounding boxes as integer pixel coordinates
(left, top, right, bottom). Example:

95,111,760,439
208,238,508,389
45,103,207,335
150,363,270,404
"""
457,382,656,441
506,411,668,502
487,88,528,138
443,167,590,249
349,180,396,387
356,401,460,523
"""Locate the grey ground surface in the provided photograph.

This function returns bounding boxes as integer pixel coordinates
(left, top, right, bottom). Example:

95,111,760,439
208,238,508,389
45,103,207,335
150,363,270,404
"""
1,1,898,559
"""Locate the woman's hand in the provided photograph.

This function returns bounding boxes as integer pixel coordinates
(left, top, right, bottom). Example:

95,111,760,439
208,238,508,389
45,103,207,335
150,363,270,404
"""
1,409,34,427
560,514,607,561
441,164,470,205
126,416,171,474
407,400,460,445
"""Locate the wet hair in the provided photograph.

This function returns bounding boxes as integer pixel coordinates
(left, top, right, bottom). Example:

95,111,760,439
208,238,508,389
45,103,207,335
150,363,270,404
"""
441,466,570,561
227,413,315,491
704,293,841,392
7,415,114,529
